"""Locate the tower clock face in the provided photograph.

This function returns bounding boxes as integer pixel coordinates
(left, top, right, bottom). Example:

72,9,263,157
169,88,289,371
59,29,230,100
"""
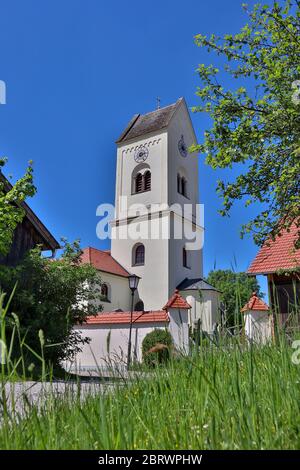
134,146,149,163
178,135,188,157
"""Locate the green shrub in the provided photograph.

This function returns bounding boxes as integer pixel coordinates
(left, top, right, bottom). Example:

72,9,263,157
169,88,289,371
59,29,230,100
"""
142,328,172,366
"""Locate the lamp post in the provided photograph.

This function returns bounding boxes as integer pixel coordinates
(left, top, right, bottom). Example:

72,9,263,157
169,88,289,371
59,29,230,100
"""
127,274,140,370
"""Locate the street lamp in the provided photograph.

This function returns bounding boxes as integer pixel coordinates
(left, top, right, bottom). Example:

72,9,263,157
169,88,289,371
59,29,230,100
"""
127,274,140,370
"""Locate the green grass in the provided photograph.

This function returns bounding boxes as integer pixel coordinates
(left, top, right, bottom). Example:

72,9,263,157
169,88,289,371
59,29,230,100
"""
1,338,300,450
1,285,300,450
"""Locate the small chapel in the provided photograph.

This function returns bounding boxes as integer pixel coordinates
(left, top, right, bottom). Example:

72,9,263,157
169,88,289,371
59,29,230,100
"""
71,98,220,369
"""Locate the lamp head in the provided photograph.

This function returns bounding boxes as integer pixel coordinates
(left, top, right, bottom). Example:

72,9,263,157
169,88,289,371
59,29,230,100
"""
128,274,140,292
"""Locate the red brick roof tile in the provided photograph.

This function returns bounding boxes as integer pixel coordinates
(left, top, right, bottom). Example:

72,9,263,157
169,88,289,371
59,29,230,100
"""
163,290,191,310
241,292,269,313
247,224,300,275
85,310,169,325
81,247,129,278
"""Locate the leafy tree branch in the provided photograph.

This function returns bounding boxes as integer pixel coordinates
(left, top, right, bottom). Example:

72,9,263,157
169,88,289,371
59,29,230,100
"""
192,0,300,246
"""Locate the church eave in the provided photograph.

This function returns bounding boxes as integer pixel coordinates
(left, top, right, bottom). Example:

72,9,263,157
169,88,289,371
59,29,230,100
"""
115,114,140,144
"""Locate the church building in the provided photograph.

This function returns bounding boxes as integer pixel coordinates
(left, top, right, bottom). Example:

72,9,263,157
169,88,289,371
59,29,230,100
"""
72,98,220,369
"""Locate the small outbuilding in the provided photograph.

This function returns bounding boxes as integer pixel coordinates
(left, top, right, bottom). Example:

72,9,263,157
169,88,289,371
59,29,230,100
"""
177,277,221,334
241,292,272,344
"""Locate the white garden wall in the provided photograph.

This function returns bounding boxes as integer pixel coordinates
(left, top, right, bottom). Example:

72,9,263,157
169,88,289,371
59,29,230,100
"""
70,322,167,369
65,307,190,372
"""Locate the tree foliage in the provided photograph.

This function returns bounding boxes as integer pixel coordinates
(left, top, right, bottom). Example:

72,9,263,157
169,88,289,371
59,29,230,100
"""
0,158,36,256
192,0,300,247
0,241,101,366
206,269,262,327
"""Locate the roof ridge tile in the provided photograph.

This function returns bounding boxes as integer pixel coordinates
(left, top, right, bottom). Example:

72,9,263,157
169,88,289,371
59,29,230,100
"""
163,289,191,310
241,292,269,313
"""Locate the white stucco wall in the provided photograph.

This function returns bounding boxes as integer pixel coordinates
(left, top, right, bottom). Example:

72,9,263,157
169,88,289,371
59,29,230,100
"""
111,130,169,310
167,101,203,289
113,130,169,218
111,214,170,311
168,308,189,354
66,308,191,370
167,100,199,213
244,311,272,344
169,214,203,291
98,271,132,312
181,289,220,334
99,271,133,312
70,322,168,369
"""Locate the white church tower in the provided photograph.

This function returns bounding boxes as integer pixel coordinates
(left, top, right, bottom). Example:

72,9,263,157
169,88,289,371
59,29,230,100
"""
111,98,204,311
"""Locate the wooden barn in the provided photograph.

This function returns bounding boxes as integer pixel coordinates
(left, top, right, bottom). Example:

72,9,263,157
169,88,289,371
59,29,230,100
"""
0,173,59,266
248,224,300,327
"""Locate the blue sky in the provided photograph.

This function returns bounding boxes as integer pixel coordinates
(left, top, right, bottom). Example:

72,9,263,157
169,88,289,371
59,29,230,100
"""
0,0,273,294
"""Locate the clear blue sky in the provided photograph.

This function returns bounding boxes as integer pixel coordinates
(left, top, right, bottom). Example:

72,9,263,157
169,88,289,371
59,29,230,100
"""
0,0,273,294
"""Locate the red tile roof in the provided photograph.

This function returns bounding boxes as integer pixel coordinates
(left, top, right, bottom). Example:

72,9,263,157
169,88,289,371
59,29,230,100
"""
241,292,269,313
248,224,300,275
81,247,129,278
163,290,191,310
85,310,169,325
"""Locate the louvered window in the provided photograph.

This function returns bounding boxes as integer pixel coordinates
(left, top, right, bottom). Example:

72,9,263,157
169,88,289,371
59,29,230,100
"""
135,173,143,193
144,171,151,191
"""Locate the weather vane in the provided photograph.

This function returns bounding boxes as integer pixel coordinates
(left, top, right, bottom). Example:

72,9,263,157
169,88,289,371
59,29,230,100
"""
156,96,161,109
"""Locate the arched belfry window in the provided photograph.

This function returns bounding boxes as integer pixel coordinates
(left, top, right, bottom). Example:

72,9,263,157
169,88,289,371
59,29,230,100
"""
132,164,151,194
133,243,145,266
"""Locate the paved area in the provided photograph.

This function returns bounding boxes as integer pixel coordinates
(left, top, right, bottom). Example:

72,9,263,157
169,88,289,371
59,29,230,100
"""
1,380,117,419
1,368,150,420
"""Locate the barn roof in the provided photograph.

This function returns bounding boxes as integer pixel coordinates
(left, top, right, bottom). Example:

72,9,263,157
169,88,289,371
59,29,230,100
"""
0,172,60,252
116,98,183,143
81,247,130,278
84,310,169,325
247,224,300,275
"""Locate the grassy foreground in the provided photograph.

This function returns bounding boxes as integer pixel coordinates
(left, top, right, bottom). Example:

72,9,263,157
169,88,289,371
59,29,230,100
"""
1,339,300,450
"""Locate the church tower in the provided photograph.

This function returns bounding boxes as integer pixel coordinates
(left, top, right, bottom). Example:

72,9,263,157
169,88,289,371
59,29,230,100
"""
111,98,203,310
